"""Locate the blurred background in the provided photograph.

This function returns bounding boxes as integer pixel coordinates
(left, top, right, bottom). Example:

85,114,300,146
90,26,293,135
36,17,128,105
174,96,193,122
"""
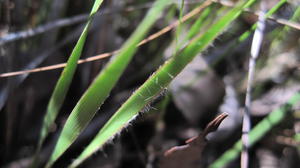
0,0,299,167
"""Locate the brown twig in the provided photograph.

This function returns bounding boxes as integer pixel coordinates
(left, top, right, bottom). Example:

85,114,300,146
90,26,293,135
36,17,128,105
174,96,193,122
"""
0,0,214,78
0,0,208,45
1,0,299,78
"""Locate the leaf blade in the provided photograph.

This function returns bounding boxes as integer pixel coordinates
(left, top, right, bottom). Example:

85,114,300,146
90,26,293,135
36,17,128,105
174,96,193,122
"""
37,0,104,158
46,0,170,167
71,0,257,166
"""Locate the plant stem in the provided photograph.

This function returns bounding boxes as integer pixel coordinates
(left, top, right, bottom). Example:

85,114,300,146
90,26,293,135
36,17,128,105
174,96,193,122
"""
241,3,266,168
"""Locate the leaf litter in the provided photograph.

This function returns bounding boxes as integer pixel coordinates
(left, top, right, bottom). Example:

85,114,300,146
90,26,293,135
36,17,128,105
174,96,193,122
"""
160,112,228,168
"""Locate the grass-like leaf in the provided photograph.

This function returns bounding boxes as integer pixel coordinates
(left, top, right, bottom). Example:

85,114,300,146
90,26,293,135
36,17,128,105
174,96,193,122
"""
209,91,300,168
170,0,286,99
45,0,170,167
212,0,287,68
238,0,287,42
186,5,211,41
269,5,300,47
209,5,300,167
36,0,103,160
70,0,257,167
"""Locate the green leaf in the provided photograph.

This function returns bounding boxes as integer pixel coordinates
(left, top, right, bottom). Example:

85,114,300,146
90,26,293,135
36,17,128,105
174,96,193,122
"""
212,0,287,68
45,0,170,167
70,0,257,167
238,0,287,42
186,5,211,40
36,0,103,159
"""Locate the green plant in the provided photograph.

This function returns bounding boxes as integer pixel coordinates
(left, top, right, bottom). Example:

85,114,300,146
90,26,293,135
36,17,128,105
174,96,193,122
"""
210,92,300,168
67,0,258,167
2,0,299,167
35,0,104,164
45,0,170,167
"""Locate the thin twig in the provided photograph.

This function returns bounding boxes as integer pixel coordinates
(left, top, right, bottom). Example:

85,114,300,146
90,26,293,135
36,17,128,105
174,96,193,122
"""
0,0,207,46
0,24,84,112
1,0,298,46
0,0,213,78
241,3,266,168
214,0,300,30
267,16,300,30
0,14,88,45
1,0,299,77
0,2,154,45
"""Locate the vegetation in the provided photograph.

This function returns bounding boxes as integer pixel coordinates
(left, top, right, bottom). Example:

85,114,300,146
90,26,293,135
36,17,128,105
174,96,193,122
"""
1,0,299,167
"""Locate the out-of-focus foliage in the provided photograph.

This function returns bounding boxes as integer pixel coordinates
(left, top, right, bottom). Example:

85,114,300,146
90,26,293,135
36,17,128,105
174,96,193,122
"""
1,0,300,168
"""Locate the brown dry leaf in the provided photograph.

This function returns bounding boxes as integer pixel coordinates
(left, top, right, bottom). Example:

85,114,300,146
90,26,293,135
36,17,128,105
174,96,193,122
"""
159,113,228,168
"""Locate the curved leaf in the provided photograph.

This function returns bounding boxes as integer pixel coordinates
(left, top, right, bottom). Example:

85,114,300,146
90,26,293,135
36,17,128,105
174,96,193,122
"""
36,0,104,159
45,0,170,167
70,0,257,167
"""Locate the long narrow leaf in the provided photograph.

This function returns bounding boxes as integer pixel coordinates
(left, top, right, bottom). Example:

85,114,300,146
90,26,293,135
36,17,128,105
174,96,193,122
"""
212,0,287,68
70,0,257,167
269,5,300,47
210,5,300,167
45,0,170,167
171,0,286,97
186,5,211,40
238,0,287,42
36,0,103,157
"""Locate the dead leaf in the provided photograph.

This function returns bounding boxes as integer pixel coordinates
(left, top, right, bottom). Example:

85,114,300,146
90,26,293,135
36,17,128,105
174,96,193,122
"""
159,113,228,168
